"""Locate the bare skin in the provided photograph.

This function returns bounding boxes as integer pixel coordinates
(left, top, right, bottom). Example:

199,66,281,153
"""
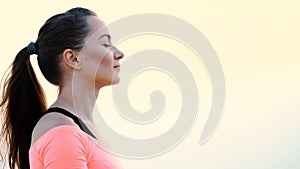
31,16,124,147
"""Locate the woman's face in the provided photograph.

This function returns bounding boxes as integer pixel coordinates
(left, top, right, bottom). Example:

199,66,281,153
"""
77,16,124,88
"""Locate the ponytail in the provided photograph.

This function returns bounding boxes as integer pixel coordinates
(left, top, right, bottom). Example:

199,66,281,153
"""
0,47,47,169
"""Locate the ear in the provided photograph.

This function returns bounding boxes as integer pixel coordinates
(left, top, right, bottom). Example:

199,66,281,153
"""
62,49,82,70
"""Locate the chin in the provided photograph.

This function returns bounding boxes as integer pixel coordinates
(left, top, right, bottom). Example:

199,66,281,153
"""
110,73,120,85
111,77,120,85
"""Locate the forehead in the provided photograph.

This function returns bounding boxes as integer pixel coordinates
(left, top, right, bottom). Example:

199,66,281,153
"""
86,16,110,40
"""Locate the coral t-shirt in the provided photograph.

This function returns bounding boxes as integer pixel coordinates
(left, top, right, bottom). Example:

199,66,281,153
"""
29,125,122,169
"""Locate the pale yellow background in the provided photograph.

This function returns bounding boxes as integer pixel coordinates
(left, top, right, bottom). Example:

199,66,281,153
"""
0,0,299,169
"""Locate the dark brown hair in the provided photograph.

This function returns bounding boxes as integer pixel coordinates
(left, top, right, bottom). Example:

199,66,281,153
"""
0,7,96,169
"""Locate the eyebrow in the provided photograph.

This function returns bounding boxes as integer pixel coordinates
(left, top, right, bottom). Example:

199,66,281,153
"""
98,34,111,41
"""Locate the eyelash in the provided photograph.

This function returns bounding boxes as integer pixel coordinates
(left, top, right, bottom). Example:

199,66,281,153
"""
103,44,112,48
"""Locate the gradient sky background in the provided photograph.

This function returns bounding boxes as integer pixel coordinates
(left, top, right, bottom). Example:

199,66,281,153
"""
0,0,299,169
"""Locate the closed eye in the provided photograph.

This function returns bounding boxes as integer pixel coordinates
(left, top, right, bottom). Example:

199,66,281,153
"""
103,44,112,48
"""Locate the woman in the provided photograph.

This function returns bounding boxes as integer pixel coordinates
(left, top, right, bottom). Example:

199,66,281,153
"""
0,7,124,169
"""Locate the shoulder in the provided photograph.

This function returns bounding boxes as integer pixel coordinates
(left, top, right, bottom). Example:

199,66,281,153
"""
30,114,91,168
31,112,78,147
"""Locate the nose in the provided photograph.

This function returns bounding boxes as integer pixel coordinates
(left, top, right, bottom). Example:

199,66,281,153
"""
114,47,124,60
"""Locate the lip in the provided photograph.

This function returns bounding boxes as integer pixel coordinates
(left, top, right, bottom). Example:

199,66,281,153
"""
113,64,121,68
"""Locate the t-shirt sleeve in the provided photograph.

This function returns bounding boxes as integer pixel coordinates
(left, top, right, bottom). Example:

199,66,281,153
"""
39,126,89,169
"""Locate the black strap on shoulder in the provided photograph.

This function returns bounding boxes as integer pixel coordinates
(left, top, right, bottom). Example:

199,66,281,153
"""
43,107,97,139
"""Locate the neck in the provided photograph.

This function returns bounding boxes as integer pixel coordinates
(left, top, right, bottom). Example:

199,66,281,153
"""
50,79,100,124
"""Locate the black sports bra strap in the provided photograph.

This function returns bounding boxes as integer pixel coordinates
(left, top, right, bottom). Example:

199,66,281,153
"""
43,107,97,139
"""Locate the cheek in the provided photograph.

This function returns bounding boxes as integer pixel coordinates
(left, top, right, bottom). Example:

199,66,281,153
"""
99,54,114,75
100,53,113,68
80,44,115,83
87,45,107,61
84,46,112,68
94,55,114,85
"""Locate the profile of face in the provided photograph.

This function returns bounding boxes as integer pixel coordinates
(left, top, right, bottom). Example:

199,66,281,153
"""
63,16,124,89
